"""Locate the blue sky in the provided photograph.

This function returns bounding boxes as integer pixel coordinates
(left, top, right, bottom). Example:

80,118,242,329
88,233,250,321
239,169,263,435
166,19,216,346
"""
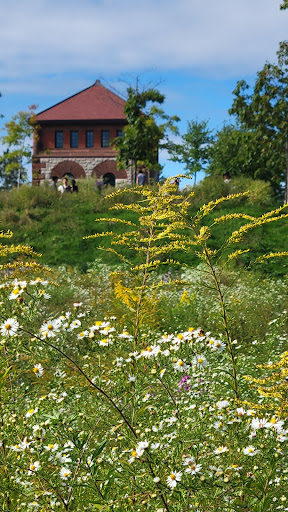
0,0,287,183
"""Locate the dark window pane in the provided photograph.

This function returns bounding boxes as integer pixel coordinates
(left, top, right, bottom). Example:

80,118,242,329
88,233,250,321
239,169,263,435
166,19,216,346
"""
101,130,110,147
70,131,79,148
116,129,124,138
55,131,63,148
86,130,94,148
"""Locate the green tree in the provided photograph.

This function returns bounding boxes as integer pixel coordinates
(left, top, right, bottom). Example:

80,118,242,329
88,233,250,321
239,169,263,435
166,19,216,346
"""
207,124,283,190
229,43,288,201
0,105,38,188
167,120,213,183
280,0,288,9
0,151,20,189
114,87,179,183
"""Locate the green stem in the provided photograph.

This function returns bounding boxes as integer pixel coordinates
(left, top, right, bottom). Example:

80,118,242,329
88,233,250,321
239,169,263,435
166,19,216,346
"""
134,221,155,346
203,245,239,400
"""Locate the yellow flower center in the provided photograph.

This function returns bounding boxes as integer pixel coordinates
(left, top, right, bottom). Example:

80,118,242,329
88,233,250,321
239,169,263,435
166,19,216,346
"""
132,450,137,457
13,289,19,295
147,346,152,352
49,444,54,449
33,367,39,373
198,358,204,364
47,324,53,330
5,324,11,330
170,474,176,480
178,360,184,366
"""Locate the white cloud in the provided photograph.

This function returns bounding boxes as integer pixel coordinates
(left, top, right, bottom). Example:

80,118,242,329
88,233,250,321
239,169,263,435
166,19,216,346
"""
0,0,287,82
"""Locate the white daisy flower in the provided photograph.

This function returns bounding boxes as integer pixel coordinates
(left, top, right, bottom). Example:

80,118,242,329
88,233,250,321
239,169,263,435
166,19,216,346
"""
167,471,182,489
64,441,75,449
216,400,230,410
118,330,133,339
30,278,48,286
87,455,93,467
243,445,260,456
236,407,246,417
12,279,27,288
210,339,226,352
183,457,202,475
192,354,207,369
266,418,284,432
214,446,229,454
99,338,112,346
56,452,72,463
128,374,136,382
77,330,89,340
141,345,161,358
0,318,19,337
129,449,138,463
44,443,59,452
28,461,41,474
173,359,188,372
25,408,38,418
136,441,149,457
68,319,82,331
9,287,23,300
251,417,269,430
40,319,61,338
32,363,44,377
38,290,51,299
19,437,31,451
99,326,115,334
60,467,71,480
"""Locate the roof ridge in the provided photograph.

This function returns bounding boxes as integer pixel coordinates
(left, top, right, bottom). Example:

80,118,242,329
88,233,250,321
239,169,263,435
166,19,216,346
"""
37,81,125,117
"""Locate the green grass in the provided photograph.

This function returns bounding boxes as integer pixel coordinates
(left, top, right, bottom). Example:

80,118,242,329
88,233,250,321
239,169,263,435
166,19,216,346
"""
0,177,287,275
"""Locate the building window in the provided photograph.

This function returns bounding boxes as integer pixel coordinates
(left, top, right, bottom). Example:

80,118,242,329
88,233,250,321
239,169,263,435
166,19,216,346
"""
101,130,110,147
55,131,63,148
70,131,79,148
86,130,94,148
116,129,124,138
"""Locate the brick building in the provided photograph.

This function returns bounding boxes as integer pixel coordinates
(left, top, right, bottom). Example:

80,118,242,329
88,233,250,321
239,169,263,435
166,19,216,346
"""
32,80,133,186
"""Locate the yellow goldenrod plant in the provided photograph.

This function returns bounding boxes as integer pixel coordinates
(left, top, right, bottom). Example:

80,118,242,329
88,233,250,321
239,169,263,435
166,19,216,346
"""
85,177,288,400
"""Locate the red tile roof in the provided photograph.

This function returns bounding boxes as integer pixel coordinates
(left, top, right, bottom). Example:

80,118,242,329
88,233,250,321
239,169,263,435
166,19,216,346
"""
37,81,126,121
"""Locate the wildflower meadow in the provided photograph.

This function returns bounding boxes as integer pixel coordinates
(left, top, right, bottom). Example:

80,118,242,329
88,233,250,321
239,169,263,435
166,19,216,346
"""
0,179,288,512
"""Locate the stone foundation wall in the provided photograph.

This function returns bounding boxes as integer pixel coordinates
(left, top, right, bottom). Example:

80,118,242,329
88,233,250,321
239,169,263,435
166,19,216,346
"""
35,156,133,185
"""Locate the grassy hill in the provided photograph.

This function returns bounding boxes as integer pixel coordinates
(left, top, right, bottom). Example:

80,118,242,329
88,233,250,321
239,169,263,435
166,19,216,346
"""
1,177,287,275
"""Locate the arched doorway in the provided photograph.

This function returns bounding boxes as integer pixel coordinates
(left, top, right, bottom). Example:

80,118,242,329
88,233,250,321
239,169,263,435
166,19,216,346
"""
92,160,127,185
103,173,115,187
50,161,86,179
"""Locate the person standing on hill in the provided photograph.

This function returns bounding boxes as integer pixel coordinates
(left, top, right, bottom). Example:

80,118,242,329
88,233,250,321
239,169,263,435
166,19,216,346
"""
136,170,146,186
70,179,78,193
58,177,70,194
